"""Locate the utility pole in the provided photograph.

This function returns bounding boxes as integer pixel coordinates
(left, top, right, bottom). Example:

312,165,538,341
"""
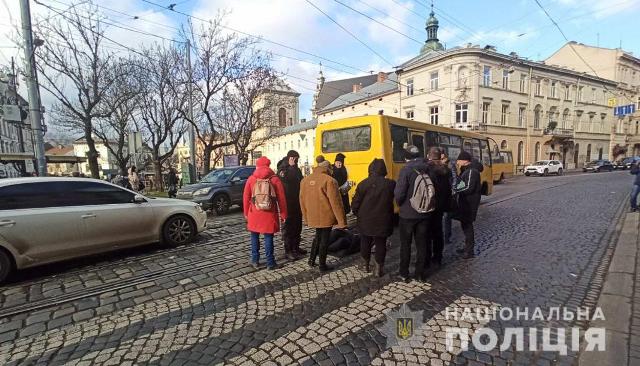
185,39,196,183
19,0,46,177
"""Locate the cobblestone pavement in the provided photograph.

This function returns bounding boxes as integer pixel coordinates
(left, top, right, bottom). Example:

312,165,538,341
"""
0,171,632,365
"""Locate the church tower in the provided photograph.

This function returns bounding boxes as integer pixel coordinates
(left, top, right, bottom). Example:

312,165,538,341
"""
420,3,444,54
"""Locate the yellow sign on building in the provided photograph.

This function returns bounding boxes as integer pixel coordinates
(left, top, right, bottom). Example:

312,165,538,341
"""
607,98,617,107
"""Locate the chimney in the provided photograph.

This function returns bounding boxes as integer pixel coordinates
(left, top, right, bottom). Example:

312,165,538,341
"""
352,83,363,92
377,72,387,83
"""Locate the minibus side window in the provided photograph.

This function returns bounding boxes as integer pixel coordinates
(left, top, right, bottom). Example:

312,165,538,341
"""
391,125,408,162
411,132,425,157
426,131,438,151
479,139,492,167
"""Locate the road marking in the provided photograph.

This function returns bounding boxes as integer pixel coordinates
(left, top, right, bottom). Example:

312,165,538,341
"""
224,281,432,366
370,295,499,365
21,264,372,364
0,258,337,362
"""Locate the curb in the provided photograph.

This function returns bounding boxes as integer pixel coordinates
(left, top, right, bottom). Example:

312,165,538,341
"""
579,212,639,366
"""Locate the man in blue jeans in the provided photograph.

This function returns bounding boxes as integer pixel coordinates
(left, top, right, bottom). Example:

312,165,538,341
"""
631,162,640,212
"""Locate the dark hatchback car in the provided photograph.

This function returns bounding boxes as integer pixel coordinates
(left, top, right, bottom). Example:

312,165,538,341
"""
614,156,640,170
176,166,256,215
583,160,614,173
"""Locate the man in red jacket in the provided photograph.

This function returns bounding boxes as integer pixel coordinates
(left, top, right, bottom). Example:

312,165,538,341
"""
243,157,288,270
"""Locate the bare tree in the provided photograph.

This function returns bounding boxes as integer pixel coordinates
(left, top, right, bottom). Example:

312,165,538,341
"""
181,18,264,174
94,57,140,176
135,44,188,191
34,2,119,178
227,67,293,165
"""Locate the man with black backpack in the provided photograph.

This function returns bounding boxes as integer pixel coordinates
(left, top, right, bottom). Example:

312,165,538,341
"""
394,145,434,282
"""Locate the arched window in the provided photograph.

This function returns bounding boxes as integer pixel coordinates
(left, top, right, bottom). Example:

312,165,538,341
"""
562,108,570,129
534,105,542,129
574,143,580,166
500,140,508,150
535,142,540,161
278,108,287,127
517,141,524,165
586,144,592,162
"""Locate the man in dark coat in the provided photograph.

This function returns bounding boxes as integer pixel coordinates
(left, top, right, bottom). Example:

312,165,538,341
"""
425,147,452,268
351,158,396,277
277,150,306,260
167,168,179,198
394,145,431,282
453,151,482,259
332,153,351,215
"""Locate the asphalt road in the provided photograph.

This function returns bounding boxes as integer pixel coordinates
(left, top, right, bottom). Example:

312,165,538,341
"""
0,170,632,365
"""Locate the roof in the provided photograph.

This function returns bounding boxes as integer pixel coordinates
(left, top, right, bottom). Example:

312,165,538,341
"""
320,73,399,113
46,146,74,156
398,45,618,85
0,177,105,186
278,119,318,136
265,78,300,96
314,74,379,111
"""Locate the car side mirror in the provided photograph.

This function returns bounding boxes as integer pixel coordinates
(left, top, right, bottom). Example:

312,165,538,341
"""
133,195,147,204
230,176,241,183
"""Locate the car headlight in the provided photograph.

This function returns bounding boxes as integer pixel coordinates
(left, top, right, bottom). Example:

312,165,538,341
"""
193,188,211,196
195,204,204,212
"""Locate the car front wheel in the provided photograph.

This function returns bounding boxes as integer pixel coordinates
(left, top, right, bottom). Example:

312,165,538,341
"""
557,168,563,176
162,215,196,247
212,194,230,215
525,172,530,176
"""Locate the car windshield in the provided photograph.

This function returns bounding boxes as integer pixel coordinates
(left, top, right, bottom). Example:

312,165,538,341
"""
533,161,548,166
200,169,234,183
589,160,599,164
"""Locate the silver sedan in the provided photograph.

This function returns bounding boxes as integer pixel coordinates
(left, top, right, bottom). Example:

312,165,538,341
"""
0,177,207,283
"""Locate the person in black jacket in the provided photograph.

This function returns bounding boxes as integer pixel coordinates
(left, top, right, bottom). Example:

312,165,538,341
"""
332,153,351,215
630,161,640,212
167,168,179,198
351,158,396,277
425,147,452,268
453,151,482,259
394,145,432,282
277,150,306,260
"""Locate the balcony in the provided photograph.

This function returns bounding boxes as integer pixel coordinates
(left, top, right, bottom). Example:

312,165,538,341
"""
543,127,574,138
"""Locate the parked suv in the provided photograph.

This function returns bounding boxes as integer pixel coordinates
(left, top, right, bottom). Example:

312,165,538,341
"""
176,166,256,215
524,160,564,176
583,160,614,172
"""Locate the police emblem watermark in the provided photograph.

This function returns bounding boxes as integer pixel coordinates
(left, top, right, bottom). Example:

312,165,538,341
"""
377,304,424,348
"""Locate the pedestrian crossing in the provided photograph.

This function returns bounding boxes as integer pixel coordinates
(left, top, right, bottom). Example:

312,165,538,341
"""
0,256,498,365
224,281,432,365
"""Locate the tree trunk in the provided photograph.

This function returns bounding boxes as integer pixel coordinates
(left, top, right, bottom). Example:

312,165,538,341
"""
118,159,128,176
202,145,213,174
84,130,101,179
153,160,163,192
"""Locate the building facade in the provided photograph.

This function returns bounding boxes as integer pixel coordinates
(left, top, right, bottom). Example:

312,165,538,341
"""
262,119,317,175
314,11,633,169
73,138,120,178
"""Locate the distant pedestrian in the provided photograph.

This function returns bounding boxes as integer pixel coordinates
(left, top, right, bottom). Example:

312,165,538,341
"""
277,150,306,260
332,153,351,215
630,161,640,212
425,147,452,269
394,145,432,282
128,166,142,192
167,168,179,198
300,157,347,272
242,157,288,270
351,158,395,277
452,151,482,259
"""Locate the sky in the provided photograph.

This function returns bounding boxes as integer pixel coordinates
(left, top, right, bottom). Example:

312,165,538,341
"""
1,0,639,129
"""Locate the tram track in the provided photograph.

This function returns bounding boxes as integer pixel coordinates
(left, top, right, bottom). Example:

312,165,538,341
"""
0,225,325,319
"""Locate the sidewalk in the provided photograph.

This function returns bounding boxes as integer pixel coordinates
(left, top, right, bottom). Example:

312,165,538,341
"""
579,212,639,366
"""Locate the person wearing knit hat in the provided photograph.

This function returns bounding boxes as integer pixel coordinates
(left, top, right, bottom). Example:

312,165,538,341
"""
300,158,347,272
332,153,350,215
452,150,482,259
243,156,288,270
276,150,306,260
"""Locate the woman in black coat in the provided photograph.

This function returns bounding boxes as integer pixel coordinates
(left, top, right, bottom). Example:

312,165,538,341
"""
351,158,396,277
332,153,351,215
